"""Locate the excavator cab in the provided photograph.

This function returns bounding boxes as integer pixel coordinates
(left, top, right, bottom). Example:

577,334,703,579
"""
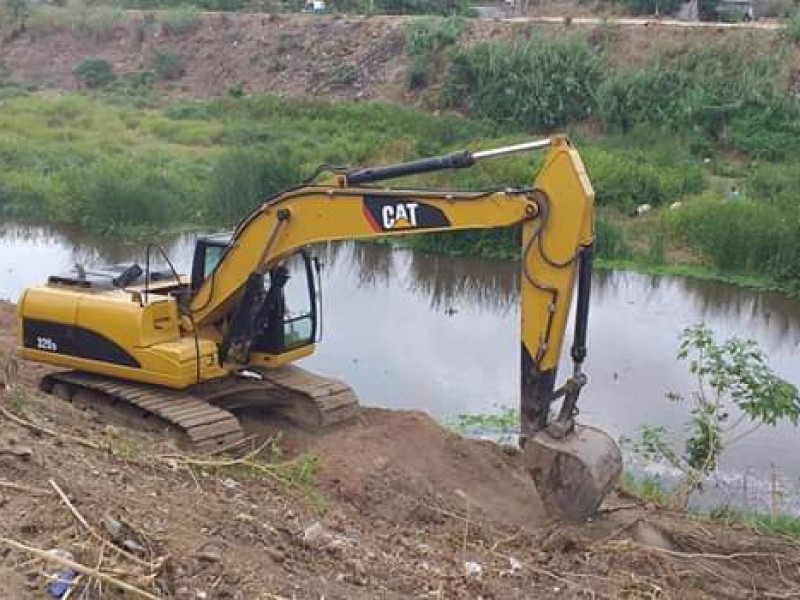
191,234,319,364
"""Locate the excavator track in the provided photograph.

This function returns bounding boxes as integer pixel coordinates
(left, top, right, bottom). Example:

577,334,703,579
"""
41,366,359,452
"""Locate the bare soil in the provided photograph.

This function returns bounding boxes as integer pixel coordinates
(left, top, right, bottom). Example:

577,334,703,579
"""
0,14,789,101
2,300,800,598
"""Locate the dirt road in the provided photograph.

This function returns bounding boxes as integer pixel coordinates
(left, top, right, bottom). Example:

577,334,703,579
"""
502,15,784,29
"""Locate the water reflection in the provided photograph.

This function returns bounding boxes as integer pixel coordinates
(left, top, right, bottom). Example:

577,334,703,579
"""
406,250,518,315
2,220,800,497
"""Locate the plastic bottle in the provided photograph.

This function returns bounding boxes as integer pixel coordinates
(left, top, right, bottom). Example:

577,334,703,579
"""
46,549,78,599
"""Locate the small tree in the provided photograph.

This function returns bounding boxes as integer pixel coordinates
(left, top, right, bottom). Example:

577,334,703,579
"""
629,324,799,508
152,50,185,81
74,57,116,89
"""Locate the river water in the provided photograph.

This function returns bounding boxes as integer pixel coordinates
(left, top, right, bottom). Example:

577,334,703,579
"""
2,220,800,512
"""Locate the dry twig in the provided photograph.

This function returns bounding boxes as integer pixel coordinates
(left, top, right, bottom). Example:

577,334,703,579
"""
0,479,53,496
0,537,161,600
0,404,100,450
48,479,163,571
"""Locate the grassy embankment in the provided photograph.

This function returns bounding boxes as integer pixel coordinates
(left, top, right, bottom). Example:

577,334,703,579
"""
1,20,800,293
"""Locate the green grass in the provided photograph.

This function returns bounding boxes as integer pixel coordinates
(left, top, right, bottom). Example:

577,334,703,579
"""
1,87,800,293
708,506,800,538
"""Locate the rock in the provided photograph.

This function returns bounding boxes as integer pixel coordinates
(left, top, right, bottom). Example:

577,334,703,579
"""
102,517,124,542
197,550,222,563
0,445,32,459
501,556,522,576
303,521,327,546
264,547,285,563
122,539,145,554
464,561,482,577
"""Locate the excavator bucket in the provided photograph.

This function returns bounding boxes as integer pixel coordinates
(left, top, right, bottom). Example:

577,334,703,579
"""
524,424,622,522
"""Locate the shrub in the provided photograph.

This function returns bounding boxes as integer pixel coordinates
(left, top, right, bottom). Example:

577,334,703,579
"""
74,57,116,89
159,4,199,36
227,83,244,98
330,63,359,85
71,5,124,42
668,196,800,281
406,58,430,90
583,148,703,212
152,50,185,81
442,36,599,130
373,0,470,16
628,325,799,509
65,156,180,230
206,149,302,224
405,16,464,56
404,17,464,91
106,70,155,97
595,215,632,260
727,101,800,160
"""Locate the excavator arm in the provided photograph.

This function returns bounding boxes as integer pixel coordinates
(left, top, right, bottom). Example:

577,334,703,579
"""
189,136,621,519
190,137,590,432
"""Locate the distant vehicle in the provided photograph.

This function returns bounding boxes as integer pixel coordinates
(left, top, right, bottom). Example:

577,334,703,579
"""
302,0,327,13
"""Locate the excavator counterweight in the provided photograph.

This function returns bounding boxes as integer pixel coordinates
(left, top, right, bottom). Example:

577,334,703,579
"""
17,136,622,521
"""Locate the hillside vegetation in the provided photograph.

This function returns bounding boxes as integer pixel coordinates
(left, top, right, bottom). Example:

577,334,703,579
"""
1,14,800,292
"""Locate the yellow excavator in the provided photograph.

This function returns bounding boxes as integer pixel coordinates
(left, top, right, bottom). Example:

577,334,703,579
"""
16,136,622,520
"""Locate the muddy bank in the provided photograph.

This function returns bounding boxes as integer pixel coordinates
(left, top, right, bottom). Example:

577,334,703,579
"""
1,300,800,598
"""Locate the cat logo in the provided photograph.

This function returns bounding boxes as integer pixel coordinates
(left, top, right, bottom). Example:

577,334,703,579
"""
363,195,451,233
381,202,419,230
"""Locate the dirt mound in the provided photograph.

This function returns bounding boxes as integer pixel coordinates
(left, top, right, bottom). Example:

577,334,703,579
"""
309,408,543,525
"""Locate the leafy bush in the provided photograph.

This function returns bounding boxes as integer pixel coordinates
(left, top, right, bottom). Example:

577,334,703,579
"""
595,214,632,260
595,35,796,157
628,325,799,508
159,4,199,36
330,63,359,85
73,57,116,89
583,148,704,212
442,36,599,130
152,50,185,81
668,195,800,285
404,17,464,91
406,58,430,90
105,70,155,97
746,162,800,204
727,100,800,160
205,149,302,224
405,16,464,56
73,157,179,230
71,5,124,42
